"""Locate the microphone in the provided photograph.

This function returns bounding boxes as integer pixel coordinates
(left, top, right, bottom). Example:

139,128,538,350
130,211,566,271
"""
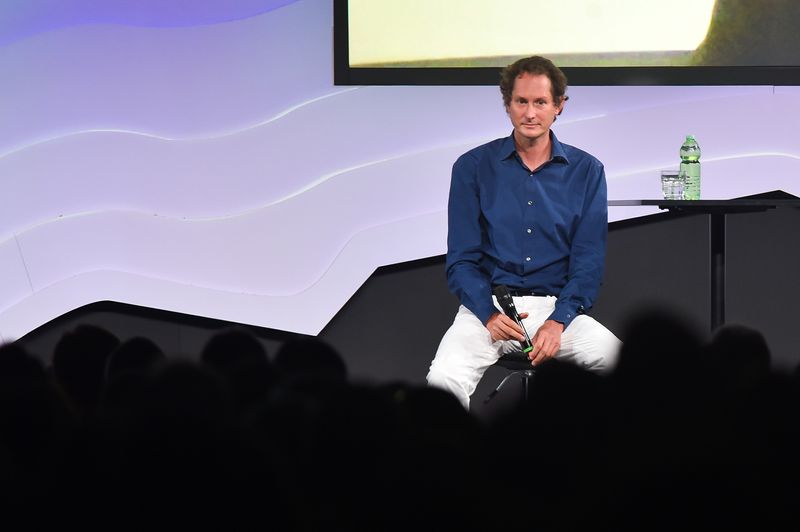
492,285,533,353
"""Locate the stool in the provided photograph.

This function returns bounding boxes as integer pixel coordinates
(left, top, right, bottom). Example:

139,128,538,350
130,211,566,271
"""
484,351,536,404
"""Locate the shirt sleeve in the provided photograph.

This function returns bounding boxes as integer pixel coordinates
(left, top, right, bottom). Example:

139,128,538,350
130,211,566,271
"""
548,160,608,328
445,153,498,325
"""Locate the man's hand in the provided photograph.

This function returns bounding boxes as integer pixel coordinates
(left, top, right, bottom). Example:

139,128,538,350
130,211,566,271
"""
486,312,529,343
529,320,564,366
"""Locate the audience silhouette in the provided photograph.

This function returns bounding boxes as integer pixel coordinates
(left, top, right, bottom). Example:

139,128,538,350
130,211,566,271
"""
102,335,166,414
51,324,120,419
2,310,798,529
274,335,348,385
106,335,165,380
200,327,276,414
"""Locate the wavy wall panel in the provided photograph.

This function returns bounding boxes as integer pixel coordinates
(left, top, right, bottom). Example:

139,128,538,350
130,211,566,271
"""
0,0,297,46
1,0,798,340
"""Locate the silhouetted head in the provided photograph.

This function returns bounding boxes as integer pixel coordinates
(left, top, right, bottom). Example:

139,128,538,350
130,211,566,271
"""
0,343,43,383
51,324,120,416
106,336,165,380
274,336,347,385
201,327,267,375
707,323,771,391
200,328,274,410
616,306,703,367
142,361,231,425
1,343,68,469
102,337,164,413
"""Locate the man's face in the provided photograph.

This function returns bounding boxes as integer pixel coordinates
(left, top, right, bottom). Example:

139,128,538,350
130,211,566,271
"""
506,73,564,144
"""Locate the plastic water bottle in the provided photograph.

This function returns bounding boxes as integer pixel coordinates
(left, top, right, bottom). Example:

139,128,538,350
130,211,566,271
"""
679,135,701,200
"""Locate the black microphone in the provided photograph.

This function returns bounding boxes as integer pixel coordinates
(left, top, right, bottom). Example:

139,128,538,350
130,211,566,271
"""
492,285,533,353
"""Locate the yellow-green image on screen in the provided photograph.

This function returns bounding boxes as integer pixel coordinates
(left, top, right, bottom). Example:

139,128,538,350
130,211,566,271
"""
348,0,800,68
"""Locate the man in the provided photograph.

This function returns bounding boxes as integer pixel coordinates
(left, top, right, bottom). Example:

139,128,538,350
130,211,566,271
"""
427,56,620,410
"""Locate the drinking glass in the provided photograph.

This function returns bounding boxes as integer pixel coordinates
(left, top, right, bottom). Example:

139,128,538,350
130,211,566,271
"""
661,170,685,200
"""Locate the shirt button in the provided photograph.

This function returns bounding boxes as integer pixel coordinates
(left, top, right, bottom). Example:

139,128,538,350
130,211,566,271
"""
527,200,533,206
525,257,531,261
527,228,532,234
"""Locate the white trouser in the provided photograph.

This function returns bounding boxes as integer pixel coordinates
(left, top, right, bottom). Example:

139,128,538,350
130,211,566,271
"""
426,296,621,410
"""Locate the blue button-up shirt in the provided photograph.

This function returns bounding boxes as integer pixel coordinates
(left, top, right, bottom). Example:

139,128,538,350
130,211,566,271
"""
446,130,608,329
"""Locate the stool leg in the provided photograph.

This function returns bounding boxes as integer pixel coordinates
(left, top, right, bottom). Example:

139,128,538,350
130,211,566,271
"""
522,376,528,404
522,369,535,403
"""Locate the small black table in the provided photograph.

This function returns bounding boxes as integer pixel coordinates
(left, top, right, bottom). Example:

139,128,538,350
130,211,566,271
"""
608,197,800,331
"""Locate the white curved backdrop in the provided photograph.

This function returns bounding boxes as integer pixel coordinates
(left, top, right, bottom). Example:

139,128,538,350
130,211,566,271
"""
1,0,798,342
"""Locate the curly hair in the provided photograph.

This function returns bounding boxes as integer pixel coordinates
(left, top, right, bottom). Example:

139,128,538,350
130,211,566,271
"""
499,56,568,109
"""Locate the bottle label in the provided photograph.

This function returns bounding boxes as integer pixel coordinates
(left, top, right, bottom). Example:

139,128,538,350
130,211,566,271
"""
680,161,701,200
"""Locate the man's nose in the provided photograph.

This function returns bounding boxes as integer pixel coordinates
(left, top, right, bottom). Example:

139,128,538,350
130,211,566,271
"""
525,104,536,117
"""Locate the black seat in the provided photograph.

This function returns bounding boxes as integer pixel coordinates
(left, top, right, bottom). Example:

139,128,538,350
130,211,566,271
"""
484,351,536,404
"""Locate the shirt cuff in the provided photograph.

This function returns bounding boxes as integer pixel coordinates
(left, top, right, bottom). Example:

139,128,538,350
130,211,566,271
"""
475,303,500,326
548,303,584,329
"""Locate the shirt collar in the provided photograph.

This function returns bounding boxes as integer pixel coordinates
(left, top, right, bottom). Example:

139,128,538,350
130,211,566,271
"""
500,130,570,165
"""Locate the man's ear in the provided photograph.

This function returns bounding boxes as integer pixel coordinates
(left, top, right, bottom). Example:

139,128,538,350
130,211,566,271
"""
558,94,569,114
557,95,570,115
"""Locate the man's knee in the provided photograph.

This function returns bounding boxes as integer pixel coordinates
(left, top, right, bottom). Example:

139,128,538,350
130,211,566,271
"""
563,317,622,373
426,364,457,393
427,365,470,410
587,333,621,373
